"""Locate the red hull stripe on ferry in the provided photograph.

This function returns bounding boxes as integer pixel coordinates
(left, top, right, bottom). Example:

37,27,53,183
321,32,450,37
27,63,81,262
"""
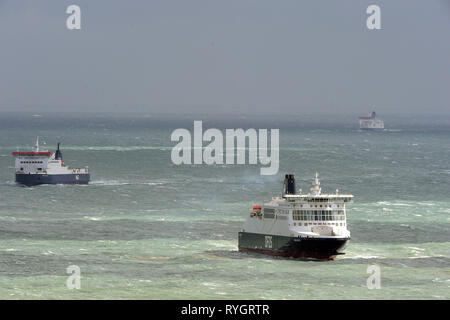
12,152,53,156
358,116,375,119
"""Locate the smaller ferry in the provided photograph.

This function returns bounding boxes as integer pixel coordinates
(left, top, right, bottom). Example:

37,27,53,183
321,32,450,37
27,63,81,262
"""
359,111,384,130
12,137,90,186
238,173,353,260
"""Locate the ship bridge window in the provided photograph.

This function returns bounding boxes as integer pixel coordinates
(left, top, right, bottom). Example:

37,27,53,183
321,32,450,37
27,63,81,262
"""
297,209,346,221
291,209,346,221
332,210,345,220
263,208,275,219
292,210,308,221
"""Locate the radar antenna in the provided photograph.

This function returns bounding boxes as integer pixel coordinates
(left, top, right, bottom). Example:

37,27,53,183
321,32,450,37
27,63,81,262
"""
310,172,321,195
34,136,40,152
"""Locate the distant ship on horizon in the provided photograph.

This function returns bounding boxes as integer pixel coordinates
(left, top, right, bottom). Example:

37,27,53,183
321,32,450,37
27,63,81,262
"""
359,111,384,130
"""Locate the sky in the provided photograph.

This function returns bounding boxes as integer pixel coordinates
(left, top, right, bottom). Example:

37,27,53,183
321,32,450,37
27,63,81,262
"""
0,0,449,115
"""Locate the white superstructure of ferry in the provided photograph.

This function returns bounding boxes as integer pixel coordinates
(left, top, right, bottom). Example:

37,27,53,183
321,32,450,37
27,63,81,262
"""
359,111,384,130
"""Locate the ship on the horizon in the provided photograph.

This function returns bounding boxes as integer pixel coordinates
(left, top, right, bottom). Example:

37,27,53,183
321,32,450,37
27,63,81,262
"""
238,173,353,260
359,111,384,130
12,137,90,186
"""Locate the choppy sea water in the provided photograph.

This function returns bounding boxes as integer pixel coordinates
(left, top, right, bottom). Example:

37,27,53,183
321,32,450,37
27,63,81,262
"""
0,113,448,299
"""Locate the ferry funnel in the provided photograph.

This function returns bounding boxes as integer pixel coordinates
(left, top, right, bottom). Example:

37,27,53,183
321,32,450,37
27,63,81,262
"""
55,143,63,160
283,174,296,195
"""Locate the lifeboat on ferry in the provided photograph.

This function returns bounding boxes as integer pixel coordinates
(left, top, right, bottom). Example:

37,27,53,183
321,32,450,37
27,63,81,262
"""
250,205,262,217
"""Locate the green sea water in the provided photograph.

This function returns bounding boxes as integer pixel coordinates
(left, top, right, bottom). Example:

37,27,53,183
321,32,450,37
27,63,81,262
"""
0,113,448,299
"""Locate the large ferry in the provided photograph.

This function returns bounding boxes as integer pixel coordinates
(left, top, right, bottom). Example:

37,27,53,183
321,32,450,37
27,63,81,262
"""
359,111,384,130
12,137,90,186
238,173,353,260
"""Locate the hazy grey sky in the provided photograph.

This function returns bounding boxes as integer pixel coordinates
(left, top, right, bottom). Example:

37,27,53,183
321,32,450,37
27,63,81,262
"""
0,0,449,114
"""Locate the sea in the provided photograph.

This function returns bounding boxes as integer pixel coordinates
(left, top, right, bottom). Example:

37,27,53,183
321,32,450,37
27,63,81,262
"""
0,112,448,299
